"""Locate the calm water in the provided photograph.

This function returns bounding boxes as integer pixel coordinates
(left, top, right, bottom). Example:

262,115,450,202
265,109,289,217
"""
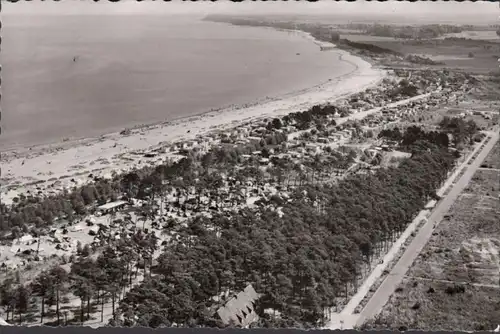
1,15,355,150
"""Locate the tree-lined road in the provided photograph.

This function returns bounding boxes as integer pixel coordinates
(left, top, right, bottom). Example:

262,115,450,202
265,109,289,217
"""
355,130,499,327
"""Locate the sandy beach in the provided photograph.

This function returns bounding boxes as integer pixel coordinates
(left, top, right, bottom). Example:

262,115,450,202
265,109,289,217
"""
0,41,386,205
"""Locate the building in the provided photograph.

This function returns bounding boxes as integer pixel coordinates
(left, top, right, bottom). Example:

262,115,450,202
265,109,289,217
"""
96,200,128,215
217,284,261,328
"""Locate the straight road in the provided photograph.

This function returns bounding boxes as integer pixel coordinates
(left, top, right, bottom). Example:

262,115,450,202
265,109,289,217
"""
355,130,500,327
436,133,490,198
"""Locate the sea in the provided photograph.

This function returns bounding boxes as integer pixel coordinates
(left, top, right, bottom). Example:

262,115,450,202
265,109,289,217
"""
1,15,356,150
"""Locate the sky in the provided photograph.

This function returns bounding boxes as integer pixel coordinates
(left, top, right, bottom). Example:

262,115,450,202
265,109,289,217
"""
2,0,499,25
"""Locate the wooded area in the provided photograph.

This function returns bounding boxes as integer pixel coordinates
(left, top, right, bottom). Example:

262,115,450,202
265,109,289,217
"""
0,128,463,328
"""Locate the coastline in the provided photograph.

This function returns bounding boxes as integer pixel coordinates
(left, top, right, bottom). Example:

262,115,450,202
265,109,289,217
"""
0,28,387,205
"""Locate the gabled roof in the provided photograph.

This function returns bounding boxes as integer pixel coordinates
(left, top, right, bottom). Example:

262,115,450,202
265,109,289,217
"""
0,317,12,326
97,200,128,211
217,284,260,328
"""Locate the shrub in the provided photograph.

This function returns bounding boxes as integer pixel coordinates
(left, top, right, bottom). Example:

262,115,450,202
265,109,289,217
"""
120,128,132,136
445,284,465,295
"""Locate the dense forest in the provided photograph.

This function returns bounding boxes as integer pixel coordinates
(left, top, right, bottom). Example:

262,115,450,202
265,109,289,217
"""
112,128,461,328
342,40,402,56
0,128,465,328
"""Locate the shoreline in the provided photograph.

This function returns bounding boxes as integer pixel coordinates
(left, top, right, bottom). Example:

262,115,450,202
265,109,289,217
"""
0,28,387,204
0,49,369,159
0,25,362,157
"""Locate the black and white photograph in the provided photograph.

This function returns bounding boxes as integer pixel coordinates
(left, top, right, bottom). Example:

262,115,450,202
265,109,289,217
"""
0,0,499,331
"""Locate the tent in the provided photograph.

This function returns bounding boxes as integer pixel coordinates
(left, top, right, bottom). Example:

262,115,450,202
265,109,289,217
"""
0,317,12,326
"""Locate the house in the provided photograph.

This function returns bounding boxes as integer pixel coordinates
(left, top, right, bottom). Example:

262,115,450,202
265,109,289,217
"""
337,131,350,138
259,158,270,165
330,134,343,141
96,200,128,215
217,285,261,328
255,127,267,134
343,129,354,136
287,139,300,147
317,137,329,144
305,143,320,151
18,235,34,245
247,136,262,143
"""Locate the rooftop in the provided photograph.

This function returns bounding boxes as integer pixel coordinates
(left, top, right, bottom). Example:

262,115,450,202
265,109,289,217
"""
97,200,128,211
217,284,260,328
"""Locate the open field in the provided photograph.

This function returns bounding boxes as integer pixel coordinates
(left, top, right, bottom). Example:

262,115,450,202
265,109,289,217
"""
481,141,500,169
370,39,500,73
463,169,500,197
370,278,500,331
438,30,500,41
363,141,500,331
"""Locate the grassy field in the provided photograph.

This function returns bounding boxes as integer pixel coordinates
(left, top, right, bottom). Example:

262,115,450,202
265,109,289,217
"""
369,278,500,331
438,30,500,41
481,141,500,169
363,145,500,331
366,38,500,73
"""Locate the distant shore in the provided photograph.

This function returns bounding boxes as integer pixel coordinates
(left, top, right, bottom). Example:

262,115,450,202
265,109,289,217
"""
0,26,387,205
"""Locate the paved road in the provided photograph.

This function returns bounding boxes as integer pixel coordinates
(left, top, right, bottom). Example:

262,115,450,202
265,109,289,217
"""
355,130,500,327
436,134,491,198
